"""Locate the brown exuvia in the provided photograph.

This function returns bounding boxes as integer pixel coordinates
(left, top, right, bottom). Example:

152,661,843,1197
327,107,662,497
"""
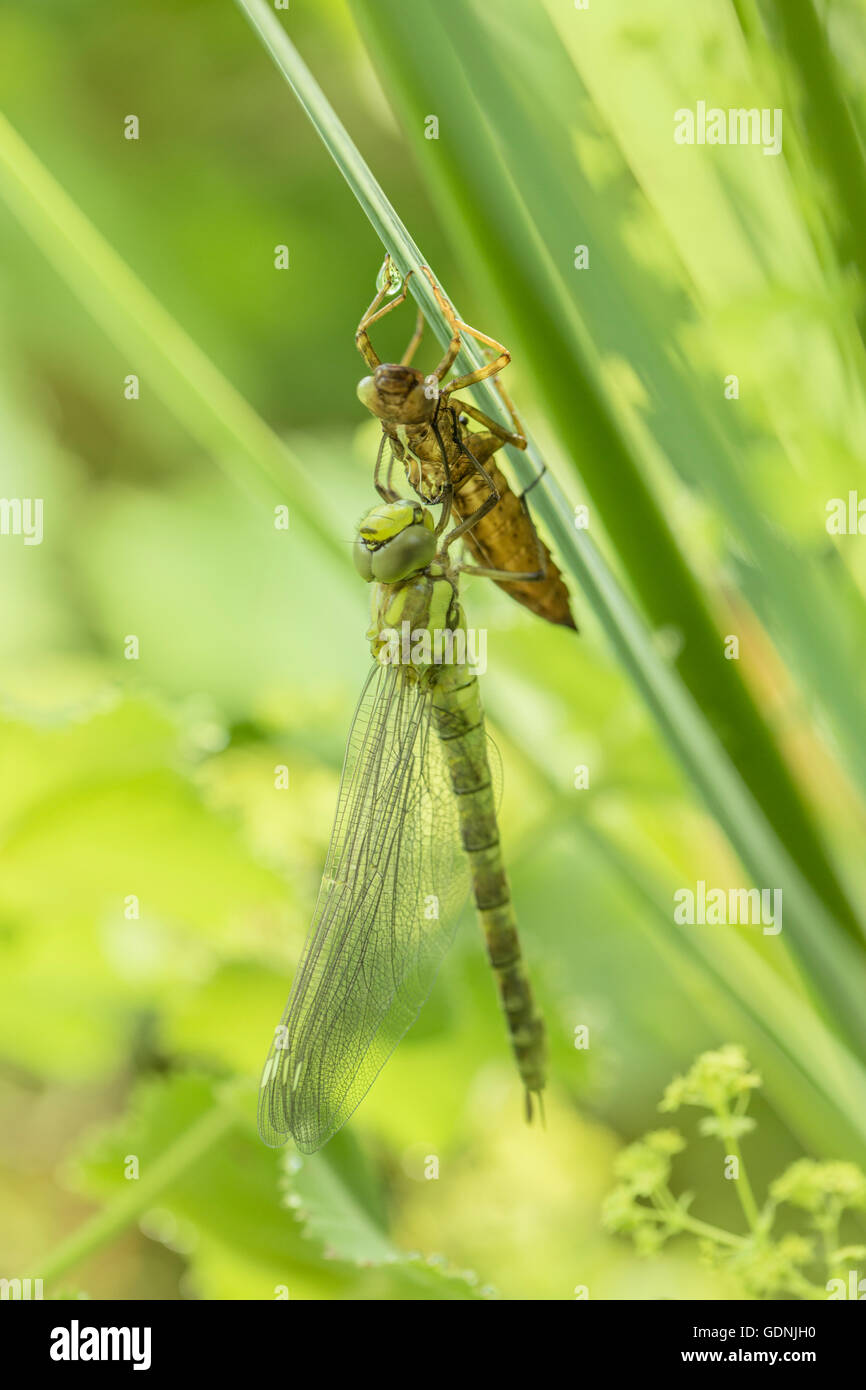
355,264,577,631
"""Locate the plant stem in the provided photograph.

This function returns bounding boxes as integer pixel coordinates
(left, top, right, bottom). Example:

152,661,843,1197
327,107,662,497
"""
35,1102,238,1286
722,1130,761,1233
641,1201,747,1250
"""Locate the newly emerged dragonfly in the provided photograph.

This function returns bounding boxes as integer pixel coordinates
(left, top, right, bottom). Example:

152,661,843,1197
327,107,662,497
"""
356,261,577,631
258,495,547,1152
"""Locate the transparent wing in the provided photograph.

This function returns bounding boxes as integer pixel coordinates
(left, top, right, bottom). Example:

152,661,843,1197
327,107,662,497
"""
258,663,471,1152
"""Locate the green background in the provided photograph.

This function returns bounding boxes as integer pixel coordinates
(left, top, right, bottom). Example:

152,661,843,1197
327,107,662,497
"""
0,0,864,1300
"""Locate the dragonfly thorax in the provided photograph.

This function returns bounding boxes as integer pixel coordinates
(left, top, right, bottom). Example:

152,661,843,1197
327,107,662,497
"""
368,567,463,671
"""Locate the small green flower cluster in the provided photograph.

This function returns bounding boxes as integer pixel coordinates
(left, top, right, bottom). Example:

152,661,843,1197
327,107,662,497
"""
602,1045,866,1299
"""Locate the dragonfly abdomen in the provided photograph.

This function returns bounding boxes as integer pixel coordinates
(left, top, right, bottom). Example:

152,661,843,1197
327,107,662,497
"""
431,664,547,1114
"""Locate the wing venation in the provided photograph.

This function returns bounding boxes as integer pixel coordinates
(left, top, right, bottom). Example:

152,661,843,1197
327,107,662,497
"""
258,663,469,1151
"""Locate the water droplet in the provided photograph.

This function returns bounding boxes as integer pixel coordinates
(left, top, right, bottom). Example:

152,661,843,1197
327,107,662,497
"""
376,255,402,296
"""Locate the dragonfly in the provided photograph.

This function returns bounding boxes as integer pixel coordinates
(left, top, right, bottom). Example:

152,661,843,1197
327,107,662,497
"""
355,261,577,631
258,492,547,1152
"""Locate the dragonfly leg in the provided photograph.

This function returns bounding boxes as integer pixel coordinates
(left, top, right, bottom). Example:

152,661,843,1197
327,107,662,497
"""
437,481,454,537
386,443,402,500
454,480,548,581
439,477,547,587
450,395,526,450
418,266,513,393
457,557,545,583
434,412,547,582
450,380,547,504
450,367,549,504
373,434,403,503
494,373,548,502
459,409,551,582
400,308,424,366
453,482,549,584
434,422,501,554
355,269,415,370
518,461,547,500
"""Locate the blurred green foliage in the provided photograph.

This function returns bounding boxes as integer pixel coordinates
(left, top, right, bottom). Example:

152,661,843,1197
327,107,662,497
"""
606,1046,866,1299
0,0,865,1300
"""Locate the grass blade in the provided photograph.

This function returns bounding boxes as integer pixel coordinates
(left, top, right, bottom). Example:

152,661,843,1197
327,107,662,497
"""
235,0,866,1067
0,111,339,558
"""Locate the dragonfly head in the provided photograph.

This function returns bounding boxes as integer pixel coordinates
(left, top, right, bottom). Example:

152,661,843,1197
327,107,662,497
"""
357,364,436,426
353,500,436,583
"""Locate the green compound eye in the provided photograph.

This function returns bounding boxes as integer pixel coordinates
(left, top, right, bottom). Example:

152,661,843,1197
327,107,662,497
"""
352,537,375,582
371,524,436,582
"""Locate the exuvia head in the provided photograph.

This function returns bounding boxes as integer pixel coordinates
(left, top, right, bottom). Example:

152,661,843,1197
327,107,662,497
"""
356,363,437,426
353,500,437,583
